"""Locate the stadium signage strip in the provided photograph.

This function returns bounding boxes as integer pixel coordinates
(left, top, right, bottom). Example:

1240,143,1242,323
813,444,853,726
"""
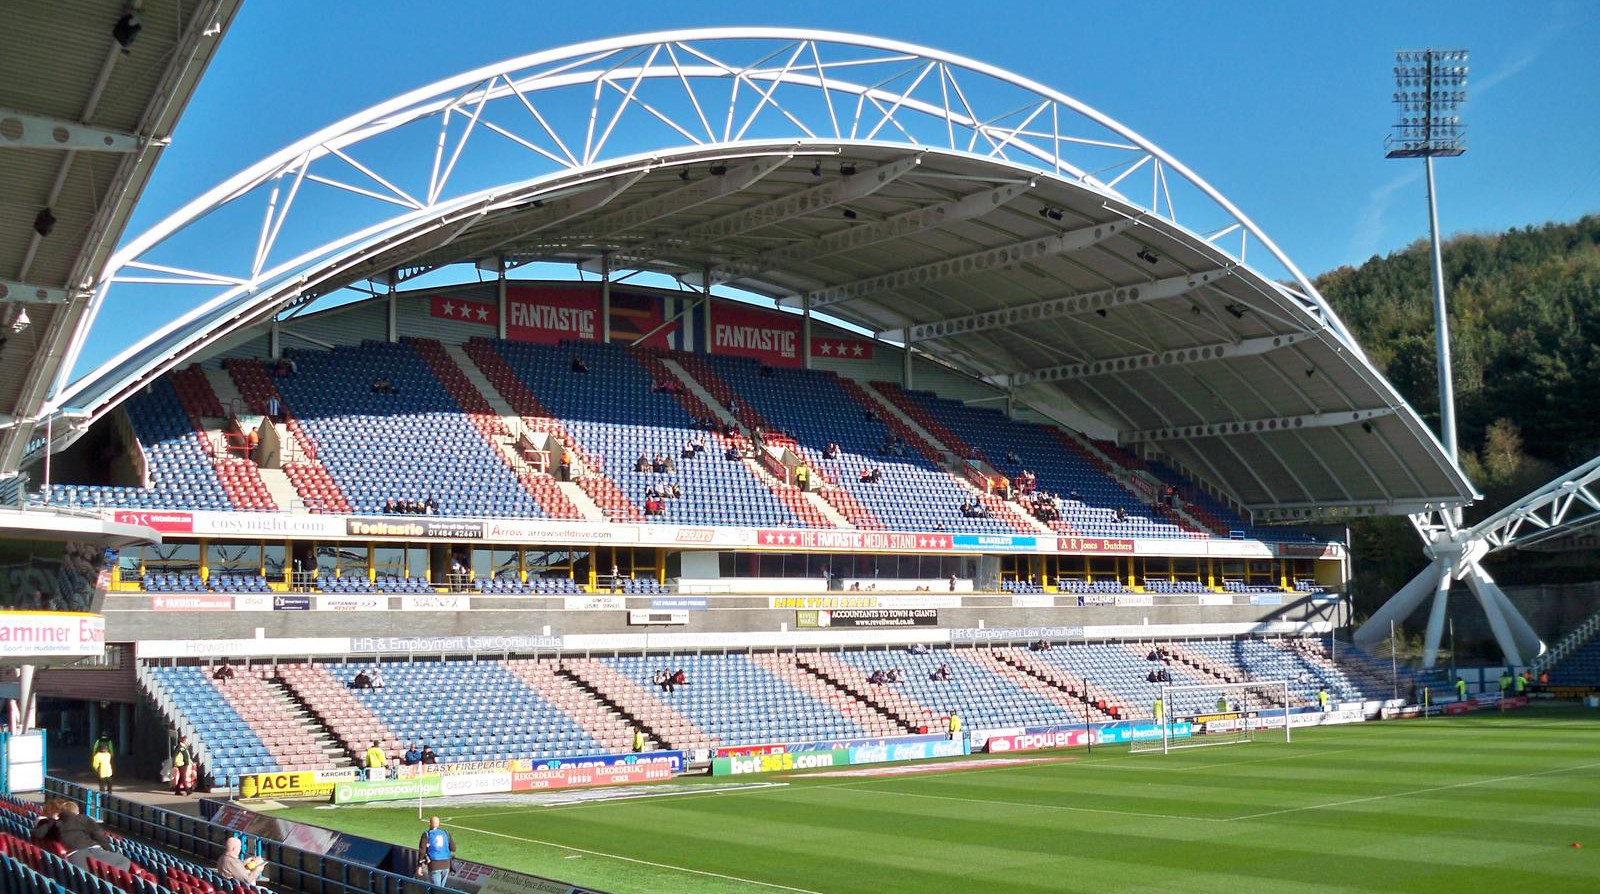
238,768,359,800
97,508,1344,561
334,762,675,803
769,595,962,609
134,621,1330,659
397,751,686,777
796,608,938,628
0,610,104,658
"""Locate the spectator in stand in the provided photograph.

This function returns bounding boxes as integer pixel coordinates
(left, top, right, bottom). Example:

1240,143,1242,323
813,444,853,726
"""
931,663,951,682
635,453,650,473
1113,506,1127,523
724,444,743,461
403,743,422,766
859,466,882,483
886,668,901,683
868,669,886,686
91,733,114,795
570,355,588,373
383,499,397,514
364,740,387,779
213,661,236,683
668,482,683,499
371,377,393,394
35,799,134,871
823,442,840,459
949,574,958,592
672,668,689,688
171,737,197,796
420,744,438,765
652,454,668,473
910,642,930,655
419,817,455,888
369,667,386,690
265,394,282,420
610,563,622,594
653,669,670,691
1006,450,1021,465
351,669,372,689
424,496,438,514
218,835,267,887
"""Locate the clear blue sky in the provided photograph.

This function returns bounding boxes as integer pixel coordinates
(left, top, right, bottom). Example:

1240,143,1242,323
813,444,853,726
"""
81,0,1600,377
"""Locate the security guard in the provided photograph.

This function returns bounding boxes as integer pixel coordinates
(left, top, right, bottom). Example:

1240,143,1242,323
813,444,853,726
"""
1153,696,1164,722
632,729,646,753
1455,677,1469,700
91,733,115,795
364,740,387,780
1317,688,1330,712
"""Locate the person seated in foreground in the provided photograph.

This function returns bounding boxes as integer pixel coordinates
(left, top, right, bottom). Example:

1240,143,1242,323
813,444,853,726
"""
868,669,886,685
35,799,133,871
931,663,951,682
570,355,588,373
218,835,267,887
420,744,438,765
350,670,372,689
212,662,236,682
403,743,422,765
672,669,689,688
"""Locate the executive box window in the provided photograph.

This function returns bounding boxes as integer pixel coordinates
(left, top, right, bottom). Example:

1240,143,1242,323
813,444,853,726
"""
315,544,368,578
374,544,427,579
208,542,260,575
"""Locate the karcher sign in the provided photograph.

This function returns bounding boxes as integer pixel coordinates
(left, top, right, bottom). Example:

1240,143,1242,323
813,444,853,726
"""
238,768,359,800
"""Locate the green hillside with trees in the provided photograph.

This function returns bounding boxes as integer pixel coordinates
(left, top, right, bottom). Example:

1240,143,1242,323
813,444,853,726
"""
1312,215,1600,624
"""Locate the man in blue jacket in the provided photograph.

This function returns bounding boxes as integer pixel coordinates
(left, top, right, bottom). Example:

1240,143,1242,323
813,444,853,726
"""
420,816,454,887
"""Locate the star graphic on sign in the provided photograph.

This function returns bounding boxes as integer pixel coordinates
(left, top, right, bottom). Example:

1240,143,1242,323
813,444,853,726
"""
851,344,865,357
818,342,833,355
476,305,490,321
441,300,456,317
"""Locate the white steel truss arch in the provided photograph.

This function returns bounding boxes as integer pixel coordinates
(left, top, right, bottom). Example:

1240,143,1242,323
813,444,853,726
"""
1352,457,1600,668
52,27,1366,421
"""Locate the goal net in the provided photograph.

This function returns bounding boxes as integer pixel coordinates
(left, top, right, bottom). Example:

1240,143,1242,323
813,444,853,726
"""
1130,680,1292,754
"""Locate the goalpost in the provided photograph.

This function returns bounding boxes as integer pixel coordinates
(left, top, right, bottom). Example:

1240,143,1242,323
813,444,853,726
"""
1130,680,1293,754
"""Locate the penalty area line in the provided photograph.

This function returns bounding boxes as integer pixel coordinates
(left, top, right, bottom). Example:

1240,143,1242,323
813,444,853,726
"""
446,820,831,894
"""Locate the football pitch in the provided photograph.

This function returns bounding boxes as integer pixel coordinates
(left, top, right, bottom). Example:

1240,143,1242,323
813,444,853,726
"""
277,706,1600,893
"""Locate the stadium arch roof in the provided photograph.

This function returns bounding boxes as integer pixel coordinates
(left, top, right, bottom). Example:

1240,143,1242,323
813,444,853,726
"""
33,28,1476,521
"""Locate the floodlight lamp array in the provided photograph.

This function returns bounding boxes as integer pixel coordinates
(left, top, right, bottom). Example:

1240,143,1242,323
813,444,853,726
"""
1385,48,1469,158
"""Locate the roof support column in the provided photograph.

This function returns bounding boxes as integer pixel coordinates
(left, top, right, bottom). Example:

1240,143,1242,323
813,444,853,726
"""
600,252,612,343
702,265,713,353
385,276,397,343
497,259,508,341
802,294,812,370
902,330,914,390
269,318,280,360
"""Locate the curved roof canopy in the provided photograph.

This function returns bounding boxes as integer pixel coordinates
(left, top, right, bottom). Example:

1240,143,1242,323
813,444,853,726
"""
0,0,241,470
37,29,1477,520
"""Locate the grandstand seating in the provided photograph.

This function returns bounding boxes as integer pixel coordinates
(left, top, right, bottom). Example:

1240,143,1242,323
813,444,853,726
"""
135,637,1380,783
142,666,330,787
1183,638,1364,705
224,357,354,514
45,380,233,511
586,653,867,750
826,647,1085,730
0,796,250,894
280,659,627,762
700,354,1015,533
1548,634,1600,685
889,385,1197,540
488,340,801,527
272,340,545,518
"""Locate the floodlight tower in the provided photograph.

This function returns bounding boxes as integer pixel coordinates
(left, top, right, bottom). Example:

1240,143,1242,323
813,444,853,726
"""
1385,49,1468,466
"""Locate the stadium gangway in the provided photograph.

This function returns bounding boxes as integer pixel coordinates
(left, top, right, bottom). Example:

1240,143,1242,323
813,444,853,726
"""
41,778,515,894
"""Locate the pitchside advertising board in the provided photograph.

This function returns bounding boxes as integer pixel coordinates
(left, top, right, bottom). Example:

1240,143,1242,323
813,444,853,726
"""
333,760,677,803
238,768,359,799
